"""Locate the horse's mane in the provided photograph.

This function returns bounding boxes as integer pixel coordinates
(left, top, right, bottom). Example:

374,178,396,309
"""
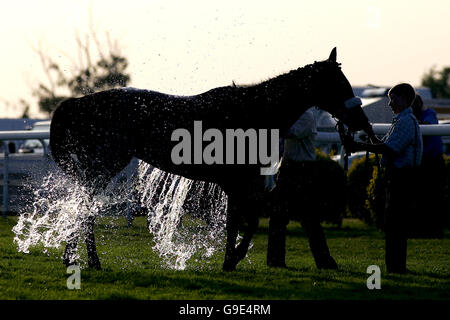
231,60,341,90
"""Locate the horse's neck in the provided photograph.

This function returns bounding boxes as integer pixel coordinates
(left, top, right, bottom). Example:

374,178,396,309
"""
252,68,318,130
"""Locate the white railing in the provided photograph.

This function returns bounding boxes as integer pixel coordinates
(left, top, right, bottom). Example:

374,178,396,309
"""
316,123,450,142
0,131,49,215
316,124,450,167
1,124,450,216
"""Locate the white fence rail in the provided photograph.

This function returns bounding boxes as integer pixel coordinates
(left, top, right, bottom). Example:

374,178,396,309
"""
316,124,450,142
1,131,49,215
1,124,450,216
316,124,450,167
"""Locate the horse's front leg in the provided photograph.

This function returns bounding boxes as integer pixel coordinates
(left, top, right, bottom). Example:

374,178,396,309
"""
222,196,258,272
234,212,258,262
266,190,289,268
84,215,101,270
223,202,239,272
267,213,289,268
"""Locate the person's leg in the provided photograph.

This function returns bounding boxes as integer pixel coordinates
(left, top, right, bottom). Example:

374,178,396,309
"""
384,171,407,273
266,161,298,268
301,216,338,270
421,158,445,238
385,223,407,273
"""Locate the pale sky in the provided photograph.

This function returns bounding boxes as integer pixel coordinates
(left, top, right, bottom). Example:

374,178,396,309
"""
1,0,449,118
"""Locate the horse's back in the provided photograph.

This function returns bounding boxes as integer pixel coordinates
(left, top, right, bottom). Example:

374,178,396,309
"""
49,86,261,187
50,89,149,183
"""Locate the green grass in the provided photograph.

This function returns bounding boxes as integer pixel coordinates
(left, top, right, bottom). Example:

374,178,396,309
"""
0,216,449,300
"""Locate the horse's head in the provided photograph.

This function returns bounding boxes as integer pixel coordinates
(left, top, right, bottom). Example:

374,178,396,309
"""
309,48,374,136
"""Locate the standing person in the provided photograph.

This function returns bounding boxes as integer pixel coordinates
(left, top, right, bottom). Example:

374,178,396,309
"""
411,94,443,159
345,83,422,274
411,95,445,238
267,107,338,270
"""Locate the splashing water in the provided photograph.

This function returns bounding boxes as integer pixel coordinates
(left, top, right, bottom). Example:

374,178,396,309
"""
12,160,228,270
13,172,91,261
12,168,129,263
136,162,228,270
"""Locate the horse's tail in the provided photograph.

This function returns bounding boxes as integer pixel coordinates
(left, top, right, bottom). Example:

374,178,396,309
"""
50,98,80,178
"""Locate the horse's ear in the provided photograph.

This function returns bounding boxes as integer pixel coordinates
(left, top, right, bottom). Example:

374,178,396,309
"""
328,47,337,62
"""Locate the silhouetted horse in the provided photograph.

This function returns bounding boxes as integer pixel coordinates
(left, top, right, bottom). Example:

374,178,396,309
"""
50,48,376,271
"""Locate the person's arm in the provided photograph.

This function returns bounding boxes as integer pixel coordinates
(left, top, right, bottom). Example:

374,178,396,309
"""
345,139,397,156
345,117,412,157
285,111,316,139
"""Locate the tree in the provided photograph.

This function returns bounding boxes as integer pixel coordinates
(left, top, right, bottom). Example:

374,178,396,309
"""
33,29,131,115
421,66,450,99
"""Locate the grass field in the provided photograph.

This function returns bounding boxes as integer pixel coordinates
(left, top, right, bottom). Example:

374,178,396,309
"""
0,216,449,300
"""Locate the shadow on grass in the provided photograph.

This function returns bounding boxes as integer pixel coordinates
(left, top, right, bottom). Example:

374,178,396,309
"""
257,224,384,240
77,265,450,300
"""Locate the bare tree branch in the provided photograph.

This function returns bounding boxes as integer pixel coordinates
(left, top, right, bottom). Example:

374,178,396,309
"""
29,14,131,115
32,42,57,95
74,29,85,72
89,9,106,61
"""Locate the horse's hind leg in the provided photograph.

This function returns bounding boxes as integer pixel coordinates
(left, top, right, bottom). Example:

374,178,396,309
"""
81,162,132,270
63,238,78,267
62,155,132,269
63,199,92,267
62,216,101,270
62,194,101,269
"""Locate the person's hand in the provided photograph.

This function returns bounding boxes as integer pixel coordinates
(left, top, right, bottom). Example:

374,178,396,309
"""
359,132,369,142
342,135,358,153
